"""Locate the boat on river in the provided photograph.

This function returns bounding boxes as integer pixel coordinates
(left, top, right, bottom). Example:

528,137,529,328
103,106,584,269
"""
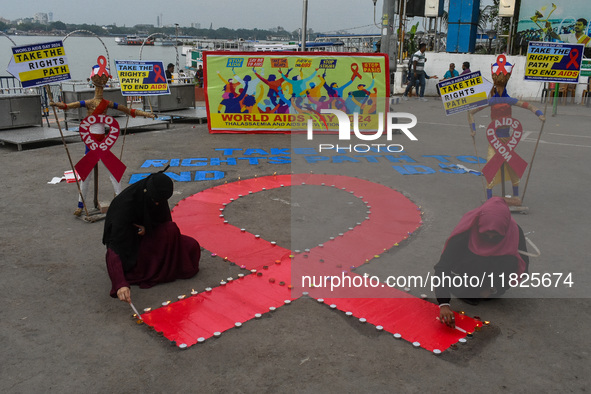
115,35,155,46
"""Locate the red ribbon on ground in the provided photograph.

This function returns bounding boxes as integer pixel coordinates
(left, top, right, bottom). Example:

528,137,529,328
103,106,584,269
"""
153,64,166,83
74,114,126,182
482,117,528,182
141,174,482,350
566,48,580,69
351,63,362,80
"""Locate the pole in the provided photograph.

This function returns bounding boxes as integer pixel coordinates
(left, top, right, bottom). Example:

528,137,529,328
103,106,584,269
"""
301,0,308,52
93,166,99,209
552,83,559,116
521,99,549,205
399,0,407,64
380,0,398,73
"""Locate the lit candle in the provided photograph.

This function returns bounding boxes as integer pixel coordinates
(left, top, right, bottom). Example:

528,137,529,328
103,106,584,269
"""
191,289,198,295
178,295,186,300
162,300,171,307
143,307,152,313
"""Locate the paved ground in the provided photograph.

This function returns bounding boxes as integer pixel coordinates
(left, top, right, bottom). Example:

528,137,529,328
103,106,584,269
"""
1,98,590,393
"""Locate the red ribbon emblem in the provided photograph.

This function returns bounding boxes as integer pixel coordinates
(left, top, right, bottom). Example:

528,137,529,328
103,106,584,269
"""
153,64,166,83
482,117,528,182
74,114,126,182
566,48,580,69
351,63,362,80
96,55,109,77
494,54,509,75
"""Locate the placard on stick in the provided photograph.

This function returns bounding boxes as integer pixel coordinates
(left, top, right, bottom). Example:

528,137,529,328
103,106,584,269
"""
524,41,584,83
6,40,71,87
115,60,170,96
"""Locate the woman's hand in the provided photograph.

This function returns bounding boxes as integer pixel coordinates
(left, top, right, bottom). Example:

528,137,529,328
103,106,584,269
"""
439,304,455,328
117,286,131,304
134,224,145,236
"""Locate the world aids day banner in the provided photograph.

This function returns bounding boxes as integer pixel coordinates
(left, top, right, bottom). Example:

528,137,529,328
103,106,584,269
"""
203,51,390,134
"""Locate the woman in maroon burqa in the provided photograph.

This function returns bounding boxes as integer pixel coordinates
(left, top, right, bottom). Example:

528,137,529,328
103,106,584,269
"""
103,172,200,303
434,197,528,327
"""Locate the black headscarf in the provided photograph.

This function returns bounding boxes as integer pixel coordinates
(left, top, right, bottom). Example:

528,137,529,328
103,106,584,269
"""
103,172,173,272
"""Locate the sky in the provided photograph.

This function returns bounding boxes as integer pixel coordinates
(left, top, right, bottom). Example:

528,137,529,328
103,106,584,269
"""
1,0,388,34
1,0,496,35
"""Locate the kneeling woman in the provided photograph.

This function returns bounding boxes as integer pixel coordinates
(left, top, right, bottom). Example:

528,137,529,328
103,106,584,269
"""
434,197,528,327
103,172,201,303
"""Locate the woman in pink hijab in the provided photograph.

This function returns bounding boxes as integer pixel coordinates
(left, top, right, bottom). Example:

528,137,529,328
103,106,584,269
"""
435,197,528,328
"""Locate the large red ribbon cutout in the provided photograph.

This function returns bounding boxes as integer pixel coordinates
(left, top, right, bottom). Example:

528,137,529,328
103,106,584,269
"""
482,117,528,183
141,174,482,350
74,114,126,182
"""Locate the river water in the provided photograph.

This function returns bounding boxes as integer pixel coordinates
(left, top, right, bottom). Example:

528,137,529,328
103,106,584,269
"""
0,34,185,82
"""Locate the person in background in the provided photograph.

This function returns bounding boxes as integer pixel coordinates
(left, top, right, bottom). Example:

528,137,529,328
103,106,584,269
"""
165,63,174,82
434,198,529,328
460,61,471,75
402,43,430,101
443,63,459,80
195,64,204,87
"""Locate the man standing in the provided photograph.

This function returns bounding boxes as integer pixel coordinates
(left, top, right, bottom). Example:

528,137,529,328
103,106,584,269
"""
402,43,428,101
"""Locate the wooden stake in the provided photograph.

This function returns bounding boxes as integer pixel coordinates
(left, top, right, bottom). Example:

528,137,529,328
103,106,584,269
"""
521,99,549,204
